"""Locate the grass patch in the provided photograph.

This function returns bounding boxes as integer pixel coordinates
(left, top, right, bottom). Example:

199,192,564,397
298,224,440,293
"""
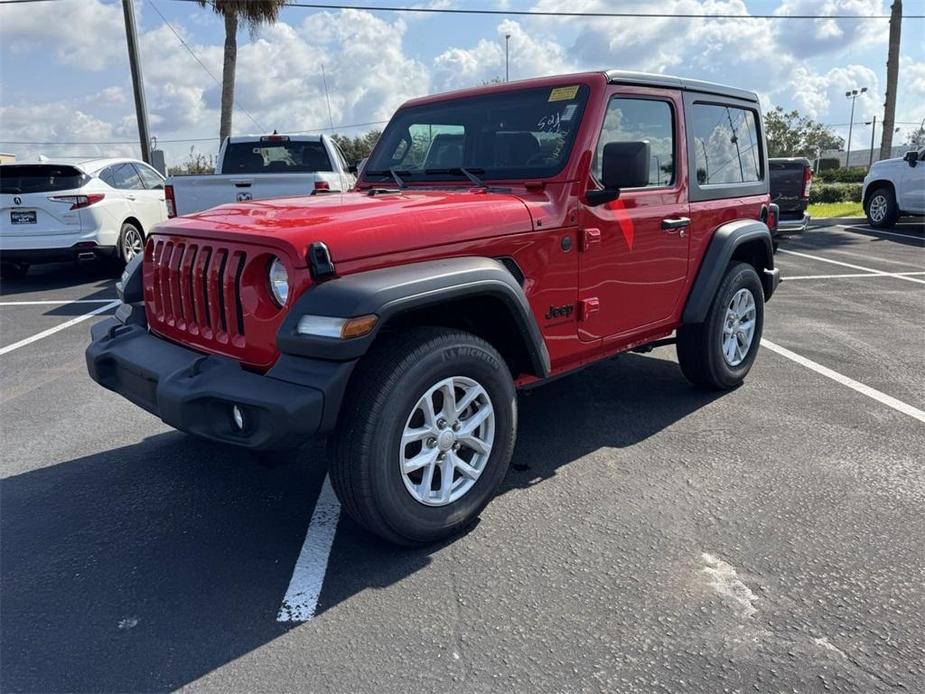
808,202,864,219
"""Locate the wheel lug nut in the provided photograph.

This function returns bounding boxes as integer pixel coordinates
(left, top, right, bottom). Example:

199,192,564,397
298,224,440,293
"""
426,437,437,448
437,419,447,429
452,421,460,432
452,442,460,451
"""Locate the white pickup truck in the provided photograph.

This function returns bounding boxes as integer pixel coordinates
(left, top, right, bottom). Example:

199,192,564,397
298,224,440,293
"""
165,134,356,218
862,146,925,228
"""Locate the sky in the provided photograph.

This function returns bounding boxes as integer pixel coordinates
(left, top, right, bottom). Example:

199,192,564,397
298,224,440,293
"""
1,0,924,167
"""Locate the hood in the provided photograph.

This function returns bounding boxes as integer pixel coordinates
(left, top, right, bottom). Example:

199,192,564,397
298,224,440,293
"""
158,189,534,266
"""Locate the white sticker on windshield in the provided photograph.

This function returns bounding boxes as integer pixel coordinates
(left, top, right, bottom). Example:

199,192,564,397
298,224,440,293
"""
561,104,578,122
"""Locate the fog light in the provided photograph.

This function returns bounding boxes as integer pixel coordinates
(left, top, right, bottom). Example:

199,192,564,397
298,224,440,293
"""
232,405,245,431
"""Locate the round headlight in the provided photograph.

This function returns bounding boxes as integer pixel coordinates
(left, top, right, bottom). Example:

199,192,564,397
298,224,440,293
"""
268,257,289,306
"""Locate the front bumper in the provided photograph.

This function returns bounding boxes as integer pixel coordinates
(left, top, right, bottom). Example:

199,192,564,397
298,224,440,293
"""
86,310,355,450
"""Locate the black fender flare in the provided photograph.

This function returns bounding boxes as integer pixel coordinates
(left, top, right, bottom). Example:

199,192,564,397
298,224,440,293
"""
682,219,776,324
276,256,551,377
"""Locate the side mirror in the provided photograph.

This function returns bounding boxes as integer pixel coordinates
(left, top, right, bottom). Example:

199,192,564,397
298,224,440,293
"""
903,150,919,166
586,141,651,206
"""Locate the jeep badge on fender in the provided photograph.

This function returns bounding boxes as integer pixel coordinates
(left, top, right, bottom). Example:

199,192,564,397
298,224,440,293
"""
87,70,780,546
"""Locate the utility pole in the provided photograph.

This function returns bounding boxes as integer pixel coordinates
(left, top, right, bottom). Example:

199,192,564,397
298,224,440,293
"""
122,0,151,163
880,0,901,160
505,34,511,82
867,116,877,168
844,87,866,168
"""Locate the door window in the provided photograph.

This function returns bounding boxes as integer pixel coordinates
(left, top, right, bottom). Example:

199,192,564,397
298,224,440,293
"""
107,163,145,190
593,98,675,187
135,164,165,190
691,104,762,185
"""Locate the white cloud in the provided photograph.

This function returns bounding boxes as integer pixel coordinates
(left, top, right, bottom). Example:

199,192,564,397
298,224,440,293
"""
1,0,921,166
773,0,887,58
0,0,124,71
432,20,572,91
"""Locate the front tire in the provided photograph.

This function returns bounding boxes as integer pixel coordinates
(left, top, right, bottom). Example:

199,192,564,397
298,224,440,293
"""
676,262,764,390
329,327,517,546
866,187,899,228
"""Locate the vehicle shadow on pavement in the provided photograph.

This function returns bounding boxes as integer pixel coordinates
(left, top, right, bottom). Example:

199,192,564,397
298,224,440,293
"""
0,432,382,693
0,352,718,692
785,221,925,252
316,351,724,617
0,261,118,307
499,352,722,496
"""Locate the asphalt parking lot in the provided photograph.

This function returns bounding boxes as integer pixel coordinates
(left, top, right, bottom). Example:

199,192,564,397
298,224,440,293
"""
1,219,923,693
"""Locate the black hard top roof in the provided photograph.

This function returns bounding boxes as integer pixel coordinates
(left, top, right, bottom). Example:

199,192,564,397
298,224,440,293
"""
605,70,759,103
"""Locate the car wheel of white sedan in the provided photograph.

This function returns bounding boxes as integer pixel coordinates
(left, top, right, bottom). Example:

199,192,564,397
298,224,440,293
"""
119,222,144,262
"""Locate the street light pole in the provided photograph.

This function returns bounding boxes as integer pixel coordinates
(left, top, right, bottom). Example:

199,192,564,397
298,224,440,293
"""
866,116,876,168
505,34,511,82
122,0,151,164
844,87,867,169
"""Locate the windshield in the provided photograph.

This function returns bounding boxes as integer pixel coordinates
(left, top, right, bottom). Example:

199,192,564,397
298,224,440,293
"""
223,140,333,174
0,165,89,194
364,84,589,183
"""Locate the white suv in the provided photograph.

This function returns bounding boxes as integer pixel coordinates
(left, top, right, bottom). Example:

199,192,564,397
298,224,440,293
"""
862,147,925,228
0,157,167,276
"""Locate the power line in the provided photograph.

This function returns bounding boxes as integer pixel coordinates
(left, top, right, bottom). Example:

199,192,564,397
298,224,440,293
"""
148,0,264,132
167,0,925,20
0,119,390,146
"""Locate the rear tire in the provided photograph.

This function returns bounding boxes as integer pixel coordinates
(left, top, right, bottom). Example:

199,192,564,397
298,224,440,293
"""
118,221,145,264
677,262,764,390
329,326,517,546
866,186,899,228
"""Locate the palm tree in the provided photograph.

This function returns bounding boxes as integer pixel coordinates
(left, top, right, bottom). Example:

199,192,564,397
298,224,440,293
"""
197,0,286,142
880,0,902,161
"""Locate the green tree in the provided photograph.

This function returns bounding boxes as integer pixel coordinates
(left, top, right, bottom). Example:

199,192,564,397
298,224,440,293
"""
196,0,286,142
764,106,844,158
167,147,215,175
904,126,925,147
331,130,382,166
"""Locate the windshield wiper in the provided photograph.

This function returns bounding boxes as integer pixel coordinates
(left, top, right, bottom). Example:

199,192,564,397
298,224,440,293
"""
365,168,409,189
424,167,487,187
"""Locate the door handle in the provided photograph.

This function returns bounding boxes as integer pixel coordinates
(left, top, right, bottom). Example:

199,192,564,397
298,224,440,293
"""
661,217,690,230
125,194,136,201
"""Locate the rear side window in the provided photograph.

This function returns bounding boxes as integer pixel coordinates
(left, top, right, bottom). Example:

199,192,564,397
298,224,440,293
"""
593,98,675,187
0,165,88,194
691,103,763,185
223,141,333,174
106,163,145,190
136,164,165,189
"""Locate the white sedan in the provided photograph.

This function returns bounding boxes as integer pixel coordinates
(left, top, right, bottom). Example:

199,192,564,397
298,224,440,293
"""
0,157,167,276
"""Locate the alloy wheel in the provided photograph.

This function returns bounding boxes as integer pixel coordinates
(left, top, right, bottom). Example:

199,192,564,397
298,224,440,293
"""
722,288,757,367
399,376,495,507
869,194,887,223
122,225,143,261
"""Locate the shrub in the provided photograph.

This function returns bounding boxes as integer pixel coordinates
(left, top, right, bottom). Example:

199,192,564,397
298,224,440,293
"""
817,158,841,172
816,167,867,183
809,182,862,204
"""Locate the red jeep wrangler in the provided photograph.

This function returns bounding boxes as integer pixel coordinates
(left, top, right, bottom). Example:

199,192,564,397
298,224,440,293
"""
87,71,780,545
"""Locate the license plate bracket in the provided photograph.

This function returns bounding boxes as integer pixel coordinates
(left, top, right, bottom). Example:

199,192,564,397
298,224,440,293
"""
10,210,37,225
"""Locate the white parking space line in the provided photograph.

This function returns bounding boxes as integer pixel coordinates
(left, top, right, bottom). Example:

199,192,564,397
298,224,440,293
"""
0,299,117,306
277,475,341,622
836,224,925,241
784,271,925,281
761,339,925,425
0,301,120,356
778,249,925,285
